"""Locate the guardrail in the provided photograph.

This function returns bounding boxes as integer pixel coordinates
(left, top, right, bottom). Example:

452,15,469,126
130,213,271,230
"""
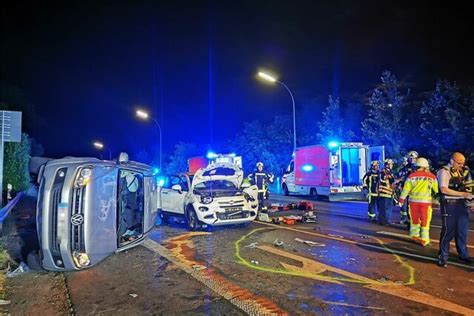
0,192,24,235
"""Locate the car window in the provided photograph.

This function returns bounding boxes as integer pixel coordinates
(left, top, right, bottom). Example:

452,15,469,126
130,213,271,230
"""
180,176,189,191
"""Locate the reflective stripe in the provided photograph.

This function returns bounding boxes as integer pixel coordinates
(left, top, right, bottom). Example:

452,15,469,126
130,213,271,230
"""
420,227,429,241
368,213,376,218
410,224,420,238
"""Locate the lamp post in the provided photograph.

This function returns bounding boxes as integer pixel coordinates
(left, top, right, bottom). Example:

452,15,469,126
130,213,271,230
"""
257,71,297,153
136,109,162,172
93,141,112,160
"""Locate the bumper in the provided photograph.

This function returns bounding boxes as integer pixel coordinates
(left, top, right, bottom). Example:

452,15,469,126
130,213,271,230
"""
195,203,257,226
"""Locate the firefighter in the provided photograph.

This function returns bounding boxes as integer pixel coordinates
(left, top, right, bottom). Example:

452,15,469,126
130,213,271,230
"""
363,160,380,222
248,162,274,212
378,159,395,225
397,150,419,225
437,152,474,267
398,158,438,246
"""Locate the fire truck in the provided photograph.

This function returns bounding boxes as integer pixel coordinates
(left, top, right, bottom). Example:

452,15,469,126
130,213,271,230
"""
282,142,385,201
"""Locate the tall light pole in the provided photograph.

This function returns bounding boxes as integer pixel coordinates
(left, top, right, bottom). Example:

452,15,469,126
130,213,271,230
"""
93,141,112,160
136,109,162,172
257,71,297,153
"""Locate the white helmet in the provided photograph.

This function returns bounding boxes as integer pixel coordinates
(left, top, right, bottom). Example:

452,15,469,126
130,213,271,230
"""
407,151,419,159
384,159,394,165
256,162,264,168
371,160,380,167
416,157,430,169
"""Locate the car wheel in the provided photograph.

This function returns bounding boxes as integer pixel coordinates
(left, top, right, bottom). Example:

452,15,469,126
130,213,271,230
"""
283,184,289,196
186,206,199,231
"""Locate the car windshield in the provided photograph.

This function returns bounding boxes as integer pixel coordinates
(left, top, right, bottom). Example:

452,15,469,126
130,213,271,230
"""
194,180,237,191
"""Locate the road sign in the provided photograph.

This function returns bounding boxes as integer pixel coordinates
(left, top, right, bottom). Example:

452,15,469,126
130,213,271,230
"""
0,110,23,206
0,111,22,142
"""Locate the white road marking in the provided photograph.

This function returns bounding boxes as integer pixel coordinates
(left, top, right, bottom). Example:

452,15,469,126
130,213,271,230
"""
254,221,474,270
376,230,474,249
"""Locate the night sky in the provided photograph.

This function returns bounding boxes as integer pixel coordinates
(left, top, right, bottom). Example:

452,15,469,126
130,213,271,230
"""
1,1,473,160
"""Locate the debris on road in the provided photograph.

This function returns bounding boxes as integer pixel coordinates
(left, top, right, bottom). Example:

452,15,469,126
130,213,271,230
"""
273,239,285,247
294,238,325,247
192,264,207,271
129,293,138,298
250,260,259,265
0,300,11,305
447,288,454,292
244,242,259,248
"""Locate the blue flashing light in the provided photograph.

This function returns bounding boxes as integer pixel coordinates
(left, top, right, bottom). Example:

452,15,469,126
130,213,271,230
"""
328,141,339,148
156,176,167,187
228,153,236,157
207,151,218,159
302,164,314,172
152,167,160,175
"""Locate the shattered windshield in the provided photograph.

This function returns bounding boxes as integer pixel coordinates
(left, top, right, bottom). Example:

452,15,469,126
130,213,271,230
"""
194,180,237,191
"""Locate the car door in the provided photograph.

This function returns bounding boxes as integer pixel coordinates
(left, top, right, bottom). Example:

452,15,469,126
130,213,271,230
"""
143,174,158,234
161,175,186,215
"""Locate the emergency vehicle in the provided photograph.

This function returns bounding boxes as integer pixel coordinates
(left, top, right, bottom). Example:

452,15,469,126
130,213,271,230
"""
282,142,385,201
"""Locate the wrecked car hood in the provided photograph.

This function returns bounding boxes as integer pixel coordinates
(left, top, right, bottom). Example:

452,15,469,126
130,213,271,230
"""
192,163,243,188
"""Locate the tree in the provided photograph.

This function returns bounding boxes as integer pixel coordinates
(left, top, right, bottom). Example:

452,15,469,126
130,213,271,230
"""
420,80,474,163
3,133,31,192
318,95,354,143
163,142,199,175
229,117,293,175
362,71,408,157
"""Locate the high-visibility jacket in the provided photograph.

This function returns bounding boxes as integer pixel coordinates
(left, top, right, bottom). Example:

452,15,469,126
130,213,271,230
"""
378,167,395,198
363,170,380,197
248,170,274,193
438,165,473,199
399,170,438,204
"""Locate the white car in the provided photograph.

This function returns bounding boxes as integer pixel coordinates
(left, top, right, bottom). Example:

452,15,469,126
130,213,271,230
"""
158,162,259,230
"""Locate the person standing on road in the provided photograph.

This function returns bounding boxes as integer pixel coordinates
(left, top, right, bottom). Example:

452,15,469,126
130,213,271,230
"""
398,158,438,246
437,152,474,267
378,159,396,225
397,151,419,225
363,161,381,222
248,162,274,212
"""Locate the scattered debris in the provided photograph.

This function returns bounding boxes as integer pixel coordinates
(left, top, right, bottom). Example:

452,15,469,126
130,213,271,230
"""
347,258,356,262
294,238,325,247
447,288,454,292
250,260,259,265
244,242,259,248
129,293,138,298
360,235,369,239
0,300,11,305
273,239,285,247
192,264,207,271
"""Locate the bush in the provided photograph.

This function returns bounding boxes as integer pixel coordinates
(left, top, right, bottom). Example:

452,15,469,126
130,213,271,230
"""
3,133,31,192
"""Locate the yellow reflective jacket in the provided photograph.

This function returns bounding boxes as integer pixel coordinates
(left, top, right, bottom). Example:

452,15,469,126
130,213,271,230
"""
399,170,438,204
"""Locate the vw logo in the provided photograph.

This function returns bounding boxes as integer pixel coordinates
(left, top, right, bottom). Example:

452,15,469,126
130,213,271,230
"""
71,214,84,226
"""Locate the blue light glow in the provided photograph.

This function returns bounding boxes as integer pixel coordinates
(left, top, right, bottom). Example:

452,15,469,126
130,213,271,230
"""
328,141,339,148
207,151,218,159
228,153,236,157
156,176,167,187
152,167,160,175
302,164,314,172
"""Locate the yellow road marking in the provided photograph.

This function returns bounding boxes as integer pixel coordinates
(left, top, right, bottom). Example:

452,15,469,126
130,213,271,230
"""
256,239,474,315
254,221,474,270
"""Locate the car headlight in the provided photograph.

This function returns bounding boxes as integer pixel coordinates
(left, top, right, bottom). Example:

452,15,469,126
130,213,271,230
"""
201,195,213,204
75,167,93,188
244,192,255,202
72,251,91,267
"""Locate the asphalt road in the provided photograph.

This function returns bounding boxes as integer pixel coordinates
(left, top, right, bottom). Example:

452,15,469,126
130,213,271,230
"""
3,194,474,315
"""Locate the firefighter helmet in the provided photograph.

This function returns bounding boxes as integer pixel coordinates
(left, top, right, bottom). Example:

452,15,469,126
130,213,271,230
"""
384,159,394,166
416,157,430,168
256,162,264,168
371,160,380,167
407,151,419,159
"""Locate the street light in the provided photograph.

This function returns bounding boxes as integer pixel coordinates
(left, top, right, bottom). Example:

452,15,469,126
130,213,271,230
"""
93,141,112,160
135,109,162,172
257,70,297,153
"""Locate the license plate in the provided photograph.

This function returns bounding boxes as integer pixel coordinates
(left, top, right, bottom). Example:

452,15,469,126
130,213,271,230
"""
225,207,242,212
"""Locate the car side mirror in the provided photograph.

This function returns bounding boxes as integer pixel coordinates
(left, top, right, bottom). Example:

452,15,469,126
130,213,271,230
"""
171,184,182,193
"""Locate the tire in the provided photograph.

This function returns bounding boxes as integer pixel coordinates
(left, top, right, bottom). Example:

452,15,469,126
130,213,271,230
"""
186,206,200,231
283,184,289,196
310,188,321,200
